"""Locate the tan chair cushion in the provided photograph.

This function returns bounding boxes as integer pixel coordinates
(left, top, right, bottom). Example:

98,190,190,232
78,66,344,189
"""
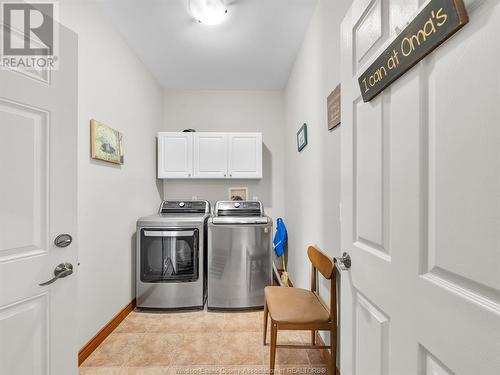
265,286,330,324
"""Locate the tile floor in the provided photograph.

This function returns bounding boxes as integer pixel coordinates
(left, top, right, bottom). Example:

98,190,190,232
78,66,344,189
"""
80,310,327,375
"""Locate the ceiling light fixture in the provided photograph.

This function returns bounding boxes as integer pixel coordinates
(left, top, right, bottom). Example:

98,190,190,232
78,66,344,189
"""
188,0,228,26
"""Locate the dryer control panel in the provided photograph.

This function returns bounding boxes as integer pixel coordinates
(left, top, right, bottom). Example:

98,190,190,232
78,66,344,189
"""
159,200,210,214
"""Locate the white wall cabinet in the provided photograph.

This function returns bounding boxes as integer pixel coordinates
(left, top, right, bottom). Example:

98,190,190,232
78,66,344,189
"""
157,132,193,178
193,133,228,178
157,132,262,179
228,133,263,179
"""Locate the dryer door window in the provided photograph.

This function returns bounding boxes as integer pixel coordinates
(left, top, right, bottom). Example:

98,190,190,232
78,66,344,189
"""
140,228,199,283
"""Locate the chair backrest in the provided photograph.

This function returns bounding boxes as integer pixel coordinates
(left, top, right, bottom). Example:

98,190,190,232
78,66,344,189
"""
308,246,337,326
307,245,334,279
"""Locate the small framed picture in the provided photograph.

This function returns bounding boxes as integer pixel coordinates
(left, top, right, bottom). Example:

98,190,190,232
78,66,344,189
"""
90,119,123,164
297,123,308,152
327,84,341,130
228,187,248,201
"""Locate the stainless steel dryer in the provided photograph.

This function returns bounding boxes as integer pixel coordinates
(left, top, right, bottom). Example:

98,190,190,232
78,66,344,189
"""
208,201,272,310
136,200,210,309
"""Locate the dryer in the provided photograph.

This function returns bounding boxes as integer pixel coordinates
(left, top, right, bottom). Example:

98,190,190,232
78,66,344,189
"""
136,200,210,309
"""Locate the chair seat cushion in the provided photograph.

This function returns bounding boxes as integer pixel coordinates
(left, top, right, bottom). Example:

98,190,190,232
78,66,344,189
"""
265,286,330,324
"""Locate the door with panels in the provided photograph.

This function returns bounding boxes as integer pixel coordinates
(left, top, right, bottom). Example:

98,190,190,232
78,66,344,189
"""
193,132,228,178
158,132,193,178
228,133,263,179
0,22,78,375
340,0,499,374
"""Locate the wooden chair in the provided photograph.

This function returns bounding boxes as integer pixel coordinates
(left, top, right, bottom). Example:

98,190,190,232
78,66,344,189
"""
263,245,337,375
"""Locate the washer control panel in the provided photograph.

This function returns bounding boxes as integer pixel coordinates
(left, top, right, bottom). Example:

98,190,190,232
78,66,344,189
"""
214,201,263,217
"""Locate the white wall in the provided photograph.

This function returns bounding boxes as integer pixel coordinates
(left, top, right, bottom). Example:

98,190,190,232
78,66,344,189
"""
60,2,163,348
283,0,351,343
162,90,286,220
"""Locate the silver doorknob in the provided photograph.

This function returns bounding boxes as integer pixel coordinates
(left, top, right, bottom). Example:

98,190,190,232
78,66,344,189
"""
54,234,72,248
334,252,351,271
39,263,73,286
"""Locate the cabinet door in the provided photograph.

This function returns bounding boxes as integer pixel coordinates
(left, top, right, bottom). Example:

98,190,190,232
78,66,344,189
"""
193,133,228,178
157,132,193,178
228,133,262,179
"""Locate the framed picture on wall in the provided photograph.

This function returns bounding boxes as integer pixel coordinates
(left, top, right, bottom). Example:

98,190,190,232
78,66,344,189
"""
90,119,124,164
327,84,341,130
228,187,248,201
297,123,308,152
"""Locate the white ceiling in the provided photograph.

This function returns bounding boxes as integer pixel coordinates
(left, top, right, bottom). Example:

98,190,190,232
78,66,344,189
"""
101,0,318,90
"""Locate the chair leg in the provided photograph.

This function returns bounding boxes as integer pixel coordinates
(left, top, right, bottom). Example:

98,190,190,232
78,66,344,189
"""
330,327,336,375
270,322,278,373
263,302,268,345
311,330,316,345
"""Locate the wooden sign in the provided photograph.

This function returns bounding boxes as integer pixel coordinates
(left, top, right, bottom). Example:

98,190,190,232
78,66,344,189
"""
327,84,341,130
358,0,468,102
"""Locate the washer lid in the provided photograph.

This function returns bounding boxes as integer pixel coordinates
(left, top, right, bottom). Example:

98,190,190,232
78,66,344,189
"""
211,216,269,225
212,216,270,225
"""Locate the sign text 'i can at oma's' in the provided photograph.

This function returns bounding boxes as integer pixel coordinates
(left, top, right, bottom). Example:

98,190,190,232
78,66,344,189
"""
358,0,468,102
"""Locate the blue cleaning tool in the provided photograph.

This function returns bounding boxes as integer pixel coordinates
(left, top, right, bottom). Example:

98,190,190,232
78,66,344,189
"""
273,218,287,258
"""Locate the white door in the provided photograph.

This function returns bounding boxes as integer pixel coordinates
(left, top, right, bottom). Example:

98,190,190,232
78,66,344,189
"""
158,132,193,178
0,24,78,375
228,133,263,179
193,132,228,178
340,0,500,374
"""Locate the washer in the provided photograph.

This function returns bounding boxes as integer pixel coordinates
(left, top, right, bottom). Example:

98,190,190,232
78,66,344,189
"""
136,200,210,309
208,201,272,310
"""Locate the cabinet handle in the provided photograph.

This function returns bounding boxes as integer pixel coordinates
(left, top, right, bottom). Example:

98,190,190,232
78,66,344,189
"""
224,174,227,177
